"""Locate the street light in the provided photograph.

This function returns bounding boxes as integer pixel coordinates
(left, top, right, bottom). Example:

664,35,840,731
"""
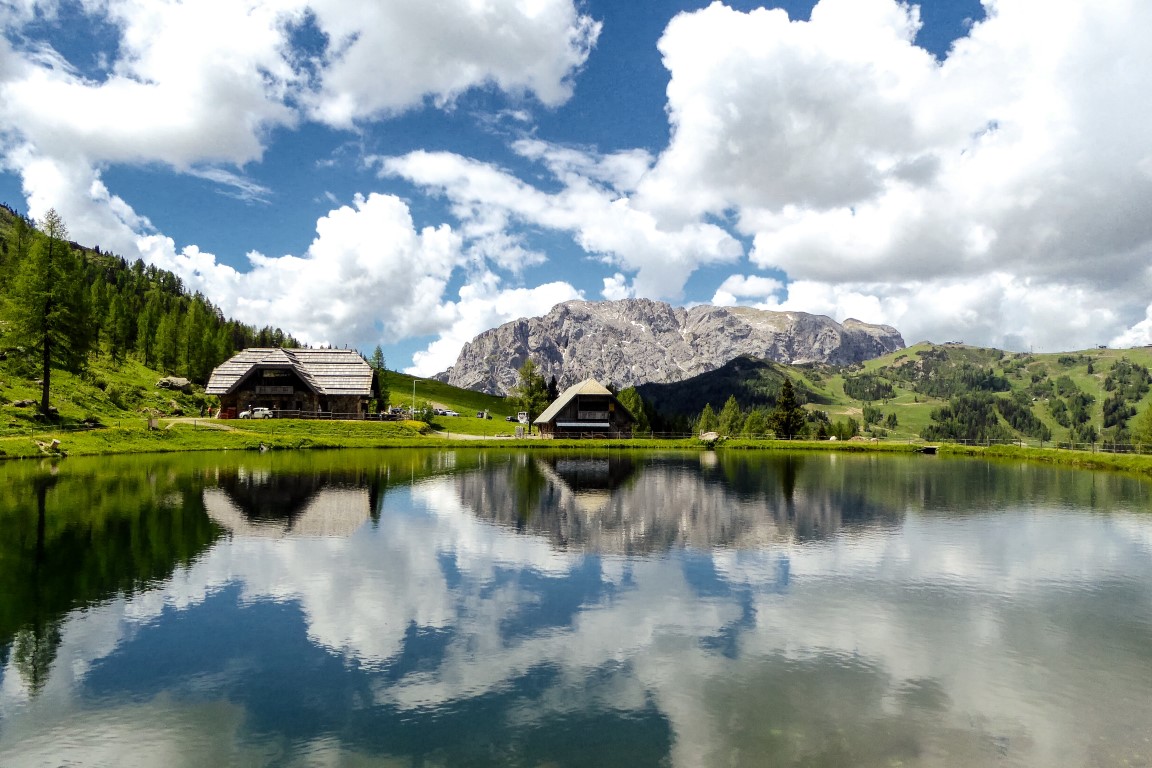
412,378,416,418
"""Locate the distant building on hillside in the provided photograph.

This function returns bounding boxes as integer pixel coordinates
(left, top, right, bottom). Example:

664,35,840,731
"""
534,379,635,438
206,348,375,418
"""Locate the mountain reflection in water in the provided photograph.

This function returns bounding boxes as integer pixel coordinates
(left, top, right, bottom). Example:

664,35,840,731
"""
455,453,900,553
1,450,1151,768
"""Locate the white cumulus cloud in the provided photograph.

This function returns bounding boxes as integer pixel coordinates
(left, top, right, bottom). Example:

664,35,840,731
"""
304,0,601,126
380,144,744,300
642,0,1152,350
140,193,464,345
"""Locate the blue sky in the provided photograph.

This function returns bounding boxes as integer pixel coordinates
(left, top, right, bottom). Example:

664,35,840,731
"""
2,0,1151,374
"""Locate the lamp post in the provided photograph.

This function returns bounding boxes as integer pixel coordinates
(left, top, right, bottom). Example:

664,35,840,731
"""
412,378,416,419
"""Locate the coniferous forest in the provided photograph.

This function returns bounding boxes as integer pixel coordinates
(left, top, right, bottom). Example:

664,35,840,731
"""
0,204,298,391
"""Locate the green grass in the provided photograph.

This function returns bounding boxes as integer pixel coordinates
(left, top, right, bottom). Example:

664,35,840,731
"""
384,370,513,416
9,413,1152,485
2,417,433,458
0,355,212,436
941,442,1152,477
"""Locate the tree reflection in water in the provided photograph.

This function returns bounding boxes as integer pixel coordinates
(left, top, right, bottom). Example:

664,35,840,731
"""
1,450,1151,768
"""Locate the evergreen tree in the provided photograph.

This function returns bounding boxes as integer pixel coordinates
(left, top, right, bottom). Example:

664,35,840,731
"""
370,345,389,409
769,379,807,439
107,293,134,362
718,395,744,436
136,294,161,368
155,312,180,373
6,210,93,415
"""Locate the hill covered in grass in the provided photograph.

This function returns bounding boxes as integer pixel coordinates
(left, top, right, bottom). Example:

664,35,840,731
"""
635,342,1152,445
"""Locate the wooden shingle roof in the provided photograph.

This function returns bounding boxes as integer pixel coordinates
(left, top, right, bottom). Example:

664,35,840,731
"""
205,348,374,396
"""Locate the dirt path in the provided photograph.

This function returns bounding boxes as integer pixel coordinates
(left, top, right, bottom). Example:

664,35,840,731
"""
431,430,520,441
162,417,238,431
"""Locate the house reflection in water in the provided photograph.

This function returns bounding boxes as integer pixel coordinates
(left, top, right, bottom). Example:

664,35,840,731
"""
534,456,639,516
203,469,377,538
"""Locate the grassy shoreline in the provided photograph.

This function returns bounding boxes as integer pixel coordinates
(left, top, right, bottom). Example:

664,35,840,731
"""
6,417,1152,478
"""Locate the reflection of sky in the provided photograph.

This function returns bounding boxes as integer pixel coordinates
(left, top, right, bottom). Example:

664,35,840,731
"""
2,461,1152,767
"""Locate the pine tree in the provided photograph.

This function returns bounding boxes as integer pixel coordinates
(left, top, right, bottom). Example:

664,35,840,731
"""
156,312,180,373
107,294,133,361
136,294,161,368
769,379,807,439
370,345,389,408
6,210,93,415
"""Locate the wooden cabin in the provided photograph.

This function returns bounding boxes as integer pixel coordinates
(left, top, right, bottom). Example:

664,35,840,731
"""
206,348,375,418
533,379,635,438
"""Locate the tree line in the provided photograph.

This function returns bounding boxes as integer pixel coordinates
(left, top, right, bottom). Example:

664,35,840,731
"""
0,207,298,416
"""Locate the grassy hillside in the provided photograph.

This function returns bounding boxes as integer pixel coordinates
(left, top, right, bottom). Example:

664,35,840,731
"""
632,342,1152,445
382,370,521,436
0,354,213,436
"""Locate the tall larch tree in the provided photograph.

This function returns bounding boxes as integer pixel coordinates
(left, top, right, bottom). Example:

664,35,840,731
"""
7,210,93,415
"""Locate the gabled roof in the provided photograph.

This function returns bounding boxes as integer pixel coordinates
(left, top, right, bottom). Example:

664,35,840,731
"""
205,348,374,396
535,378,630,425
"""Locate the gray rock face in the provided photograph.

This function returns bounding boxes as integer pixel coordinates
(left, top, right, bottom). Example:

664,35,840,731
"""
437,298,905,395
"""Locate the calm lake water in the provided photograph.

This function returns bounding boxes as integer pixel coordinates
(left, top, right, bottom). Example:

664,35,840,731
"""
1,449,1151,767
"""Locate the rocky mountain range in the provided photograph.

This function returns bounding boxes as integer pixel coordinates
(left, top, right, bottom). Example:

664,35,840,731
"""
436,299,905,395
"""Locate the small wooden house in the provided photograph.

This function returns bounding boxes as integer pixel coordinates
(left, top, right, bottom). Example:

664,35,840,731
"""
206,348,375,418
534,379,635,438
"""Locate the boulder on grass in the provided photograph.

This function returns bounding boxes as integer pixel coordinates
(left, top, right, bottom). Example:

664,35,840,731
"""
156,376,192,393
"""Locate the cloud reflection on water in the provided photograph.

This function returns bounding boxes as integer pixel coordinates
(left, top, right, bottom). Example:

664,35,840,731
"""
1,453,1151,767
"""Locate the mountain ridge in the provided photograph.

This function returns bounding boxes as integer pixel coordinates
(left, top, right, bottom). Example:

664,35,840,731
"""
437,298,905,395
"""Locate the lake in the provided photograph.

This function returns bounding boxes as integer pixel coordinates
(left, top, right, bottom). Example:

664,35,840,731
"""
1,449,1151,767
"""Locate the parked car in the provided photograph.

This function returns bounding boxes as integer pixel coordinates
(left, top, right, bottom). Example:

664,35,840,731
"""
476,411,491,419
239,407,274,419
444,410,460,417
505,415,517,422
